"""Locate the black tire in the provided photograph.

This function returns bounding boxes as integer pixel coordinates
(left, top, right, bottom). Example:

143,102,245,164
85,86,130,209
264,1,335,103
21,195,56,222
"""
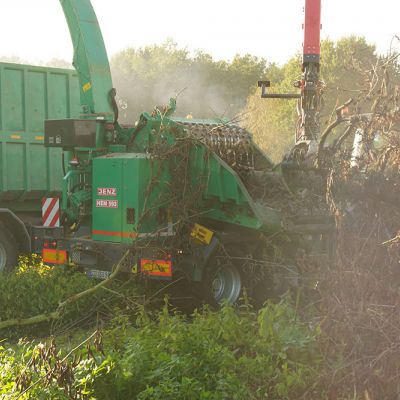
0,227,18,273
202,245,248,307
202,243,300,308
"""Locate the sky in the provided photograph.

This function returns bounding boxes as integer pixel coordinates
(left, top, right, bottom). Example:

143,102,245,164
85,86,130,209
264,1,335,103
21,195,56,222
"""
1,0,399,65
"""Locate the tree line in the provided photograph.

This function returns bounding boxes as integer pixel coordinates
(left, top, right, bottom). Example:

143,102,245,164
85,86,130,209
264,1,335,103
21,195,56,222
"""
110,36,382,160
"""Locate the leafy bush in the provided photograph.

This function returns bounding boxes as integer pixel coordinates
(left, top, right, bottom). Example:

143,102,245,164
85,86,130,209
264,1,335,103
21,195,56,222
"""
0,257,320,399
95,302,319,400
0,255,152,340
0,337,111,399
0,302,319,400
0,257,97,338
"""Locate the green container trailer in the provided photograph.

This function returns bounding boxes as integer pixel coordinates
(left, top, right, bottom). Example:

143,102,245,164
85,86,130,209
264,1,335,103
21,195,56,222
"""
0,63,80,210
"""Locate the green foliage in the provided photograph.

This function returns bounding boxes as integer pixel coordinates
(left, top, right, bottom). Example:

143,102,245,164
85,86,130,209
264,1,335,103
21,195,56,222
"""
0,303,319,399
244,36,377,161
0,257,96,338
94,302,318,400
0,270,319,399
0,258,145,340
0,338,112,399
111,39,272,122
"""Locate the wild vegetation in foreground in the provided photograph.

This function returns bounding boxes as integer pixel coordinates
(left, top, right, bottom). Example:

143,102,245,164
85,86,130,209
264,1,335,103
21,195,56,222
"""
0,264,319,400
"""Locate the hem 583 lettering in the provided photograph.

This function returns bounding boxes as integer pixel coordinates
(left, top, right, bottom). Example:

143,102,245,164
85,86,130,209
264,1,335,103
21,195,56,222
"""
96,199,118,208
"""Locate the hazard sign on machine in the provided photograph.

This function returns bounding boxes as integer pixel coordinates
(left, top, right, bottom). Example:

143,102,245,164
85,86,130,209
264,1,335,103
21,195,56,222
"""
42,198,60,227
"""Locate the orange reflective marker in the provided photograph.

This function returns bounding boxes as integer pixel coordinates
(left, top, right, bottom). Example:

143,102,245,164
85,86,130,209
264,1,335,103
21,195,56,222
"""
42,249,67,265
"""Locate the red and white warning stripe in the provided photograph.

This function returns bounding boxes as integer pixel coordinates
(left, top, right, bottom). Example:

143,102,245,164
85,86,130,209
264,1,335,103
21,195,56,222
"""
42,197,60,227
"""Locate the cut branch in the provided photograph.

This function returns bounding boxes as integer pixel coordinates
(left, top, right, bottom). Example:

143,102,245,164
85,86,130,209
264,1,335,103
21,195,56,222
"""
0,251,130,331
316,98,353,168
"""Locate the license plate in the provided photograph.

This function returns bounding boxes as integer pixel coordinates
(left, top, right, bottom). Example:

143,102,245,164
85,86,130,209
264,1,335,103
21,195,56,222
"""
86,269,111,280
140,259,172,278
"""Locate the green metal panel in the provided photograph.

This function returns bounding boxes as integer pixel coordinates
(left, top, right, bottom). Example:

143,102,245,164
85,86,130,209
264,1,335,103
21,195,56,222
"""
6,143,24,191
3,68,24,131
30,144,47,191
92,153,171,243
92,155,124,243
0,62,80,209
70,75,81,118
27,70,46,132
48,73,70,119
189,145,282,233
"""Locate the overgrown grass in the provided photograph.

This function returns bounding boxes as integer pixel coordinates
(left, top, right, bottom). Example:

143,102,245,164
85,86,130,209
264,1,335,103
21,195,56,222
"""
0,300,320,400
0,257,144,339
0,259,324,399
0,258,96,338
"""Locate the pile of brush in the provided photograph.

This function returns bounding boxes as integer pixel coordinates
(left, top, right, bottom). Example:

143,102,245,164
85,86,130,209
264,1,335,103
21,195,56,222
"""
308,50,400,399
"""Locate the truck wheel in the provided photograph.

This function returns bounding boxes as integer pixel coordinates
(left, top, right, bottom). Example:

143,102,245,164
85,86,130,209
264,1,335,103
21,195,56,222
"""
212,263,242,305
0,228,17,272
203,247,245,306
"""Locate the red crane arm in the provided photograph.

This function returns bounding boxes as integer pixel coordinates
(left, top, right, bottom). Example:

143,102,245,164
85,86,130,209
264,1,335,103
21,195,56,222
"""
303,0,321,58
258,0,323,149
